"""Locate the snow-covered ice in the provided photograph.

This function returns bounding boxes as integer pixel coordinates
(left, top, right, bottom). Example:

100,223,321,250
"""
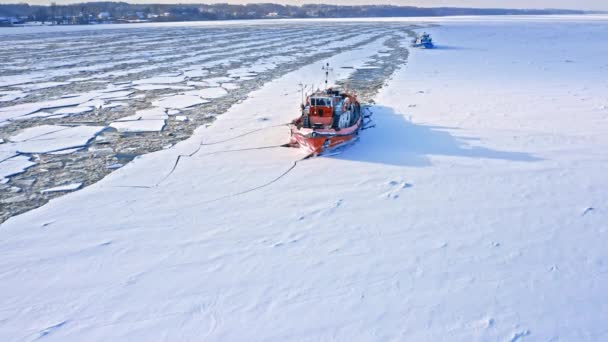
192,87,228,99
1,16,608,342
52,106,94,115
221,82,240,90
0,155,35,180
0,90,27,103
110,108,168,133
6,125,106,153
152,94,210,109
133,75,186,85
132,84,193,91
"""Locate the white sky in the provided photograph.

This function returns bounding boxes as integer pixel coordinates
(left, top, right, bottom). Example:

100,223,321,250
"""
4,0,607,11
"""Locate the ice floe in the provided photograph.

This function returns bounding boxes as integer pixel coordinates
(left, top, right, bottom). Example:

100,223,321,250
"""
96,90,134,100
132,84,193,91
221,83,240,90
8,125,105,153
110,108,168,132
190,87,228,99
199,77,234,87
0,91,27,103
133,75,186,85
0,94,97,122
53,106,94,115
0,155,35,180
152,94,209,109
104,102,128,109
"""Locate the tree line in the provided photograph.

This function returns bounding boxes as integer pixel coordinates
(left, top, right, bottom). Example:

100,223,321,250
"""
0,2,588,26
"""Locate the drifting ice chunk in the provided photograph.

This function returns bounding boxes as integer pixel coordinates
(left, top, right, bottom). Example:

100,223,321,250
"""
0,155,35,179
221,83,240,90
41,183,83,194
111,120,166,132
105,102,128,109
96,90,134,100
153,95,209,109
9,125,105,154
53,106,94,115
110,108,168,132
0,74,45,87
0,90,27,102
115,108,167,122
183,69,209,78
228,69,258,78
133,84,193,91
9,125,67,142
133,75,186,85
192,87,228,99
0,94,97,122
200,77,234,87
10,111,63,121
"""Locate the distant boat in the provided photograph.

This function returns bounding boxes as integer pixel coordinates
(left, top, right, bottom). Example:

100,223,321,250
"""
412,32,434,49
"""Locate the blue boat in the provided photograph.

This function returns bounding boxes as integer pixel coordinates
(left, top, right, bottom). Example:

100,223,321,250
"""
412,32,434,49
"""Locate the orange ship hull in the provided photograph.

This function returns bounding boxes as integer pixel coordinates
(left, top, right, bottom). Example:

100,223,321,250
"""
290,116,362,155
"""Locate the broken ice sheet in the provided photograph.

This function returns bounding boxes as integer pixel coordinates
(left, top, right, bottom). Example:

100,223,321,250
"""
195,77,234,87
104,102,129,109
0,90,27,102
96,90,134,100
110,108,167,132
8,125,106,154
0,94,98,122
183,69,209,78
53,106,94,115
152,95,209,109
0,155,35,179
187,87,228,99
111,119,166,133
221,83,240,90
133,75,186,85
133,84,193,91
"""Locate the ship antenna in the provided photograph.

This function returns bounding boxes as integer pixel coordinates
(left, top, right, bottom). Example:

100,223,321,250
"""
322,62,333,89
325,63,329,88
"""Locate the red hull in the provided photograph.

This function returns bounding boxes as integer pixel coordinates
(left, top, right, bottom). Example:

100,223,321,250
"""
290,116,362,155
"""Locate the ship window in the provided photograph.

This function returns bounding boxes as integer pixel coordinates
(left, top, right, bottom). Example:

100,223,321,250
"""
311,97,331,106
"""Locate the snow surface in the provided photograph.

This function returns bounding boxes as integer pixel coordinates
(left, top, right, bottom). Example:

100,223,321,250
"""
1,16,608,342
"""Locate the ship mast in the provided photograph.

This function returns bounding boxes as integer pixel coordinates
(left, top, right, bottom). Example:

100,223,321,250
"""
322,62,333,89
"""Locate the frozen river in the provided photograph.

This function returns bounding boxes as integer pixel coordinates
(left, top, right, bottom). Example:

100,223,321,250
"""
0,21,414,222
